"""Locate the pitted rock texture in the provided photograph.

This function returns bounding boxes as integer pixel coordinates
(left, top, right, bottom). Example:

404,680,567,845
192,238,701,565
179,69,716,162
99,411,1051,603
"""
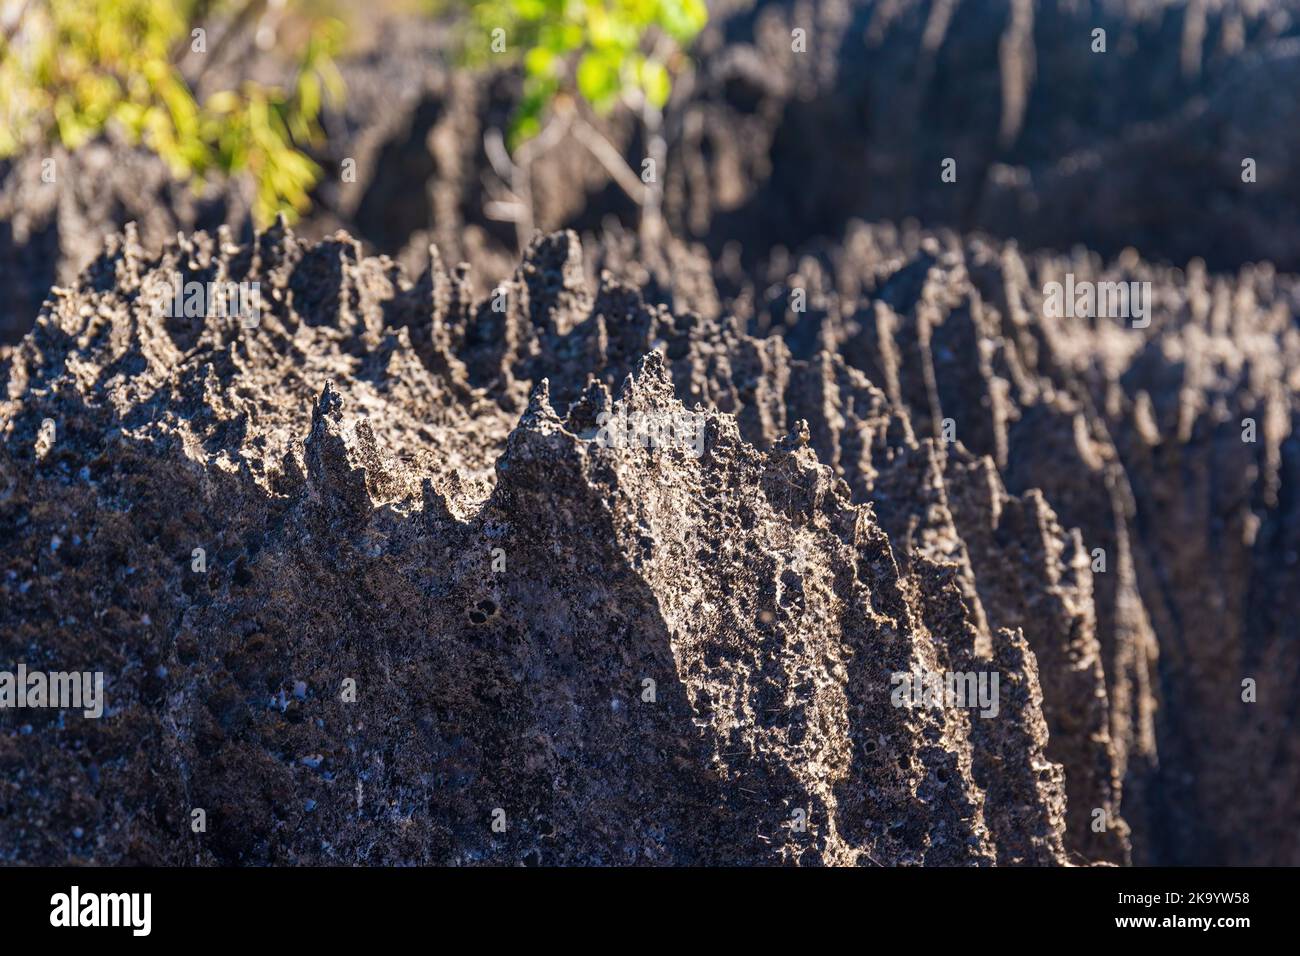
0,223,1068,866
698,220,1300,865
2,222,1296,865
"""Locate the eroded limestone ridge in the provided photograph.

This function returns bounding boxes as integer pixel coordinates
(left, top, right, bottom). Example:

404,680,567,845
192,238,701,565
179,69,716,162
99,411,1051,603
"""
2,222,1295,865
691,221,1300,866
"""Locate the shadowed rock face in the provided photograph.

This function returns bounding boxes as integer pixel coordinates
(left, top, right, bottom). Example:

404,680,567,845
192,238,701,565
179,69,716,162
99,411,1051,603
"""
695,220,1300,866
4,220,1296,866
673,0,1300,269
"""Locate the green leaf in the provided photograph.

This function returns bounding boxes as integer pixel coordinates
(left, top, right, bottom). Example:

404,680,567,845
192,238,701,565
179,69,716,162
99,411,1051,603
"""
577,50,621,112
661,0,708,44
508,74,556,150
640,57,671,109
523,46,556,78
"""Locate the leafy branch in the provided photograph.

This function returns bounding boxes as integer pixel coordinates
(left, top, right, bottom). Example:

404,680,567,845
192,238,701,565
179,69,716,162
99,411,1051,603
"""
461,0,708,248
0,0,345,226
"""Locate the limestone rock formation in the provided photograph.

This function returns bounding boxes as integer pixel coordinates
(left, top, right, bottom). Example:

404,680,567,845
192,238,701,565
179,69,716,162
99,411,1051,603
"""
2,221,1296,865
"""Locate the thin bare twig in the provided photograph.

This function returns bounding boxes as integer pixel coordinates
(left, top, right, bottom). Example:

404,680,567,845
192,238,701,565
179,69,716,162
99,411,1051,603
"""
570,115,646,203
483,109,574,250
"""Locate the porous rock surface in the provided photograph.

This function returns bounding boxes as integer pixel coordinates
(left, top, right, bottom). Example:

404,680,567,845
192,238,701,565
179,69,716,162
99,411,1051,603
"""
0,223,1066,865
2,221,1296,865
707,220,1300,866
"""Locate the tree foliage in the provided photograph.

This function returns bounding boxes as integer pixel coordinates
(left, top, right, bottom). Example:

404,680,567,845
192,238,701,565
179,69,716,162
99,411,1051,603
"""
463,0,708,149
0,0,344,225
